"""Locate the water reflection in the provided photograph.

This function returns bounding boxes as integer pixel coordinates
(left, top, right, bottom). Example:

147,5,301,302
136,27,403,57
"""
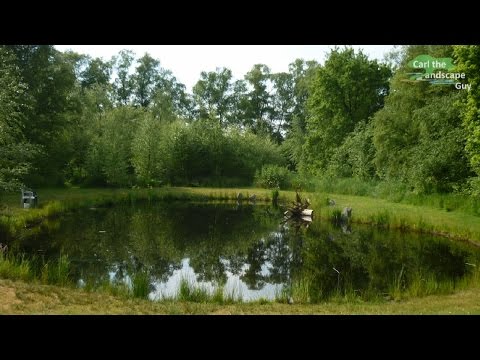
147,258,283,301
12,201,480,302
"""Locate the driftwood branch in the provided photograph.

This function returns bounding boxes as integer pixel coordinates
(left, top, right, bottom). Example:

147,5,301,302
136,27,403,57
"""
284,192,313,220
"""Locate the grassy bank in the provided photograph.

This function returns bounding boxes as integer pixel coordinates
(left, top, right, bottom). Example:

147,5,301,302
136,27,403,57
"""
309,177,480,217
2,278,480,314
308,192,480,245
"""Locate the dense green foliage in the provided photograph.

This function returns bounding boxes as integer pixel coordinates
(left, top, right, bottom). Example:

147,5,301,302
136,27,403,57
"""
454,45,480,195
372,46,473,194
0,45,478,199
0,48,39,191
302,47,391,174
132,119,283,187
254,164,291,189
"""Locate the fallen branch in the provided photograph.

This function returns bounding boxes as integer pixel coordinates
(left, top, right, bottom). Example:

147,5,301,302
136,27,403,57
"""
285,192,313,219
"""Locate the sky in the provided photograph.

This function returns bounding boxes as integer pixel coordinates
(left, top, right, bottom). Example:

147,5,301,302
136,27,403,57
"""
55,45,395,92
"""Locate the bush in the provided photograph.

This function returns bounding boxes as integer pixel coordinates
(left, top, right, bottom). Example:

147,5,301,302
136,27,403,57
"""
254,165,291,189
131,119,284,187
463,177,480,197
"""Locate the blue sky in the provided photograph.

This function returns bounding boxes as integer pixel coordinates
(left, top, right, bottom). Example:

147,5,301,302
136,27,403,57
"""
55,45,395,92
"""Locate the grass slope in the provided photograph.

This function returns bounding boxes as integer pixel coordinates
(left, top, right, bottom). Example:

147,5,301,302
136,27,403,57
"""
1,279,479,315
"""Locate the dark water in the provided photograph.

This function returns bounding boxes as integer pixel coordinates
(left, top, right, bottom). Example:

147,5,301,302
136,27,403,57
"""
12,201,480,301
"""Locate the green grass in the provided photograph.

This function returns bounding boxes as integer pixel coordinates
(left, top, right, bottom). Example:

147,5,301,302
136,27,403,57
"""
92,279,131,298
308,192,480,244
174,277,243,304
290,278,312,304
3,278,480,314
0,253,31,281
330,209,342,225
0,251,71,286
389,265,406,300
132,272,151,300
386,266,480,301
310,177,480,217
371,210,391,228
404,274,455,298
177,278,212,303
81,273,244,304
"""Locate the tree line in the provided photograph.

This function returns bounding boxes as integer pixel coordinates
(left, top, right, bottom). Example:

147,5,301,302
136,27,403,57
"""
1,45,479,195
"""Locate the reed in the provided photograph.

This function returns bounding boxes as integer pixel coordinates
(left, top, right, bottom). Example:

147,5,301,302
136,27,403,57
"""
132,271,151,299
0,250,71,286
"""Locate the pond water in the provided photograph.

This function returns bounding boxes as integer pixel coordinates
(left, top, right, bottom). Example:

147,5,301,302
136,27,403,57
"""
13,201,480,302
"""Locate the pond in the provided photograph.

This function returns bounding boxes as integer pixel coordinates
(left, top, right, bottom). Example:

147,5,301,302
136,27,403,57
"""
12,201,480,302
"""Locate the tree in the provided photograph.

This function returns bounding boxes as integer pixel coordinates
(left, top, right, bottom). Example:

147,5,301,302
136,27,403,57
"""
281,59,319,170
154,69,192,120
62,83,114,185
0,47,39,192
113,49,135,106
244,64,274,137
132,113,166,185
303,47,391,174
80,57,112,89
372,57,430,181
229,79,249,127
270,72,294,142
372,45,471,193
288,59,319,130
405,92,471,193
132,53,160,108
3,45,77,186
193,67,234,127
454,45,480,177
86,107,141,186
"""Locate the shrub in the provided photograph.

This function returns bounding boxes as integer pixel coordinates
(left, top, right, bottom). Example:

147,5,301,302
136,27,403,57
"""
254,165,291,189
